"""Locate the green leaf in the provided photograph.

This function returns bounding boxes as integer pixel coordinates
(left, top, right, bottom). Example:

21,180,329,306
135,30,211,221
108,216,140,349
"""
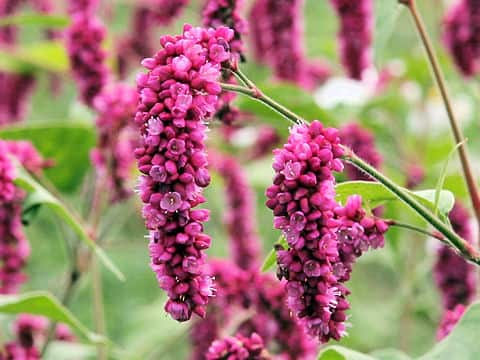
433,140,465,216
0,123,95,191
318,346,376,360
0,291,106,344
14,167,125,281
374,0,403,65
0,13,69,28
335,181,455,216
261,236,287,272
0,41,69,74
419,302,480,360
370,349,411,360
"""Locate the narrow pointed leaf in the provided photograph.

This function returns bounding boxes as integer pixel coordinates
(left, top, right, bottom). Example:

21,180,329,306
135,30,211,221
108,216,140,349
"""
14,167,125,281
0,291,107,344
0,13,69,28
261,236,287,272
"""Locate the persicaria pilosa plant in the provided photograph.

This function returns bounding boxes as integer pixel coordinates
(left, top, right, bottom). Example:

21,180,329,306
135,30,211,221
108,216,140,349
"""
1,0,480,359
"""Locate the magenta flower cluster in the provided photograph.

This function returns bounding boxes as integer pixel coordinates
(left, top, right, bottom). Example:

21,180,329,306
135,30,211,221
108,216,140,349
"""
266,120,348,341
0,0,36,125
334,195,387,281
191,263,318,359
117,0,190,78
249,0,330,90
266,120,388,342
190,150,318,357
436,304,466,340
243,273,318,359
189,259,251,359
117,7,155,79
203,0,247,60
0,314,74,359
339,122,382,181
134,24,235,322
0,73,36,126
0,141,50,295
91,84,138,202
65,0,108,106
206,332,269,360
330,0,373,80
405,164,425,189
0,142,29,294
202,0,248,127
210,153,261,270
443,0,480,77
143,0,190,25
248,126,280,160
14,314,75,344
434,202,476,310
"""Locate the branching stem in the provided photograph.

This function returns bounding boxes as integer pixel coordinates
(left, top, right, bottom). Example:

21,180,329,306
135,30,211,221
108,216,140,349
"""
401,0,480,237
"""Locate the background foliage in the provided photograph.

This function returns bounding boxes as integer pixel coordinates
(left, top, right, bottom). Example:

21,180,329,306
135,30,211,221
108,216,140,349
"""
1,0,479,359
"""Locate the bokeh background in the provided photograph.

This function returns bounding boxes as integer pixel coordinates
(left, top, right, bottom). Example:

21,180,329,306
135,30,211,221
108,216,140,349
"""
1,0,479,359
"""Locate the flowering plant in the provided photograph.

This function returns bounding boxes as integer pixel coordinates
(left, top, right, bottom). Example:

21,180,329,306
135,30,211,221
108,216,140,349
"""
1,0,480,359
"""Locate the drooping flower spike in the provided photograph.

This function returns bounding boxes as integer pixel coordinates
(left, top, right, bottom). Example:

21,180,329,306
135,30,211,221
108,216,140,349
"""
0,141,49,294
134,24,235,321
0,0,36,125
443,0,480,77
209,153,261,270
117,0,191,78
266,120,388,342
65,0,108,106
339,122,382,181
330,0,373,80
436,304,466,340
249,0,330,89
202,0,249,128
266,120,349,341
206,332,270,360
0,314,75,360
203,0,247,61
91,84,138,202
434,201,476,310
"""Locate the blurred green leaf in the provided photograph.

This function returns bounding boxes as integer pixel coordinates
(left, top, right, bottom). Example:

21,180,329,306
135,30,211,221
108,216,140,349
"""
370,349,411,360
318,346,376,360
374,0,403,65
433,141,465,215
335,181,455,216
0,13,69,28
261,236,287,272
0,123,95,191
419,302,480,360
0,41,69,73
0,291,106,344
14,167,125,281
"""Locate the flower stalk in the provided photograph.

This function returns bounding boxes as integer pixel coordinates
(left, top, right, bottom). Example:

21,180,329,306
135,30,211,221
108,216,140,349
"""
220,65,480,266
219,82,306,125
344,148,480,265
400,0,480,237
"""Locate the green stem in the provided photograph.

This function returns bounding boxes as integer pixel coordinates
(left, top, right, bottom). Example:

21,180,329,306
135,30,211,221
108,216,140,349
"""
389,221,445,242
223,65,479,264
344,147,480,264
40,262,80,356
232,67,256,89
402,0,480,232
220,83,306,125
92,257,107,360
